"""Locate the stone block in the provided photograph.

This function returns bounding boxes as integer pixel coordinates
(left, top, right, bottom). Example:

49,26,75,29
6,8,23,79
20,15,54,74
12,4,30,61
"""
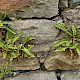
5,70,57,80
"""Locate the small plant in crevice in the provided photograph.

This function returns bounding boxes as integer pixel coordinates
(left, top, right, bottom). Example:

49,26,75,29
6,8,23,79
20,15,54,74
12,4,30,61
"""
0,12,35,62
0,64,11,79
53,23,80,59
0,31,35,62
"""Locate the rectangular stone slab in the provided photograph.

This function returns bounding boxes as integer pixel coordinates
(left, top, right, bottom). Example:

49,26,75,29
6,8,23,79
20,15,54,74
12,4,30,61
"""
5,70,57,80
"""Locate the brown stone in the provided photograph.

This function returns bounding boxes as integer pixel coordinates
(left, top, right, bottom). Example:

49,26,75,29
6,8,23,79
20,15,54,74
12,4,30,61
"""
44,52,80,70
0,57,40,70
0,0,37,12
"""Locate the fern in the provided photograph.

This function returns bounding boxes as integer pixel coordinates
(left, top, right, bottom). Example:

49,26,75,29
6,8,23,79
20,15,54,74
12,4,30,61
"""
53,23,80,59
54,23,72,36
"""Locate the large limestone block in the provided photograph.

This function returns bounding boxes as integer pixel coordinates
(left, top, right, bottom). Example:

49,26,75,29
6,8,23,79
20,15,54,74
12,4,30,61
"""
10,19,60,44
0,0,59,18
44,52,80,70
13,0,59,18
5,70,57,80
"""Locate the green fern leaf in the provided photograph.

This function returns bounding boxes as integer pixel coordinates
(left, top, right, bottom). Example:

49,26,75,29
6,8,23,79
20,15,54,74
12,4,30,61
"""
22,47,35,57
72,25,77,36
55,47,67,52
0,38,5,48
12,32,22,43
22,35,35,45
5,25,16,34
54,23,72,36
27,45,34,50
53,39,67,47
70,43,78,49
3,52,7,59
76,48,80,55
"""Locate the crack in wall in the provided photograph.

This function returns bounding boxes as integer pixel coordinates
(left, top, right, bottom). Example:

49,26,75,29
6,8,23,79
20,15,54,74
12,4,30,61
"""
56,70,62,80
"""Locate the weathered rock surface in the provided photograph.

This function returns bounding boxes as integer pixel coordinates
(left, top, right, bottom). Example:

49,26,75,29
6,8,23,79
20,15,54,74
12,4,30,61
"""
31,43,52,53
0,57,40,70
62,6,80,28
14,0,59,18
61,71,80,80
10,57,40,70
0,0,59,18
0,19,63,70
5,70,57,80
44,52,80,70
0,0,36,12
10,19,61,64
10,19,60,44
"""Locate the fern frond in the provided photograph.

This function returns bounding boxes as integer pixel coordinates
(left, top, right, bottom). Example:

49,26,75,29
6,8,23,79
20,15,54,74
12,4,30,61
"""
55,47,67,52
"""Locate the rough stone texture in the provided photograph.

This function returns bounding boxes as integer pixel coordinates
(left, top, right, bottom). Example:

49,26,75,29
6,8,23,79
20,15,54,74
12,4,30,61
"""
61,71,80,80
5,70,57,80
31,43,52,53
10,0,59,18
69,0,80,6
31,43,53,63
9,57,40,70
10,19,60,44
10,19,62,64
0,0,37,12
62,6,80,28
0,19,63,70
44,52,80,70
0,0,59,18
0,57,40,70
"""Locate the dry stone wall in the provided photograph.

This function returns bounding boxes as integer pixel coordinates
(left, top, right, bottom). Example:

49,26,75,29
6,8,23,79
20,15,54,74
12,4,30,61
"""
0,0,80,80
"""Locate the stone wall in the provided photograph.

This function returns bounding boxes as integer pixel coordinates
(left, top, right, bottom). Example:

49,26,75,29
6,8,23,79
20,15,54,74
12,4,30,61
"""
0,0,80,80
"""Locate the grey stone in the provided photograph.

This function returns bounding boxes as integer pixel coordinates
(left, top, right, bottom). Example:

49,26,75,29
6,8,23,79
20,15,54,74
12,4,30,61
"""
61,71,80,80
44,52,80,70
31,43,54,53
10,19,61,64
5,70,57,80
10,19,59,44
62,6,80,28
31,43,53,63
10,0,59,18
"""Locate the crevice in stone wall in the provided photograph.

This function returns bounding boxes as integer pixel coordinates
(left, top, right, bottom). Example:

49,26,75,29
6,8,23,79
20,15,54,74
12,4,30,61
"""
57,0,65,23
9,15,59,21
40,63,47,71
31,15,59,20
56,69,62,80
58,0,62,17
4,17,12,21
